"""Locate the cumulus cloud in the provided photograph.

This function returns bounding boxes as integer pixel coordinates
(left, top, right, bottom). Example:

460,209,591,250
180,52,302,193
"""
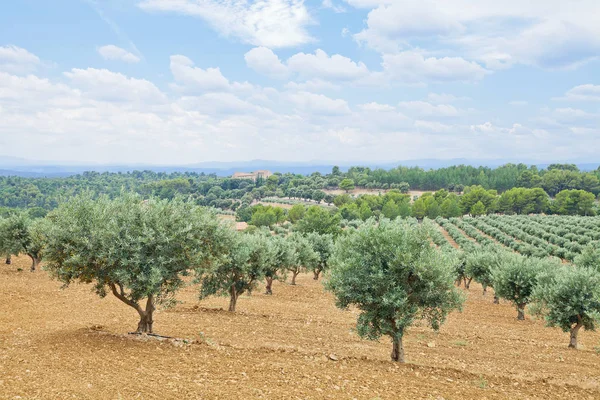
0,45,40,74
556,84,600,102
245,47,369,82
381,51,489,83
244,47,289,79
137,0,313,48
288,91,351,115
97,45,140,63
2,45,599,164
398,101,460,117
358,102,395,112
346,0,600,70
64,68,166,103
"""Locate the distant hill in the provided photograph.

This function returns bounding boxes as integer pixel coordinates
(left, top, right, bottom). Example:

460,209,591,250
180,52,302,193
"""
0,157,598,178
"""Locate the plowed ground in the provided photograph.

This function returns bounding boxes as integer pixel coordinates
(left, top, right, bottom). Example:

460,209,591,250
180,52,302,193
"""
1,256,599,399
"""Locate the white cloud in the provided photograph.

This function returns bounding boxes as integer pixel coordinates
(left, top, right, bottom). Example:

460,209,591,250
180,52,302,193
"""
170,55,255,93
288,91,351,115
347,0,600,70
414,120,452,133
244,47,289,79
0,45,40,74
138,0,313,48
382,51,489,83
287,49,369,81
284,79,341,92
64,68,166,103
97,45,140,63
245,47,369,82
398,101,460,117
556,84,600,102
354,2,463,52
2,45,599,165
358,102,395,112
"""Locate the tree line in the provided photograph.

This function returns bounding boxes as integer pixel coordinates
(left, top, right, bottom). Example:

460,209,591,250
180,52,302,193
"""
1,163,598,216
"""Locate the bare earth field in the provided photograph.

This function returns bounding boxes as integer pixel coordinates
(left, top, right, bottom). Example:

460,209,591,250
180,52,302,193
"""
1,256,599,400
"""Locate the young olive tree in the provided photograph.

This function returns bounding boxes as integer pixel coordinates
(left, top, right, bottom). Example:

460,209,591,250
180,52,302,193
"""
532,265,600,349
325,219,464,363
0,213,50,271
264,235,293,295
198,232,273,312
44,193,229,334
465,246,507,303
492,255,557,320
305,232,334,280
287,233,319,285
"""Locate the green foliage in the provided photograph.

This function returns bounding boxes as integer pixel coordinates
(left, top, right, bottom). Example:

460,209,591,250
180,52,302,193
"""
553,189,596,216
465,247,505,292
339,179,355,193
286,233,319,284
305,232,334,279
296,206,341,236
470,201,486,217
492,255,559,319
287,204,306,223
325,219,464,362
43,193,230,333
249,205,285,228
198,232,273,311
532,265,600,348
461,186,496,214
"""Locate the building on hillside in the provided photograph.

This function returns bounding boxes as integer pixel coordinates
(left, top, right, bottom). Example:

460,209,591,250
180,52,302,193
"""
232,170,272,181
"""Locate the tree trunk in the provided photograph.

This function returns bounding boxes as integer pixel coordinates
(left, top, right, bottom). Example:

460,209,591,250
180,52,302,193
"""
228,285,238,312
391,335,405,363
466,278,472,289
28,254,40,272
109,283,156,334
569,318,583,349
5,255,11,265
517,303,526,320
265,277,273,295
493,296,500,304
291,270,299,285
482,286,487,296
313,269,321,280
136,295,155,334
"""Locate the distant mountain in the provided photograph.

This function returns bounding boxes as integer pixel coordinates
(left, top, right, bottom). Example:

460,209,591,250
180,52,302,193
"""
0,156,597,178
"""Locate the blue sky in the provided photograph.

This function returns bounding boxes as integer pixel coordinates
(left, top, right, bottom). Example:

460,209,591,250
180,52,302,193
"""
1,0,599,165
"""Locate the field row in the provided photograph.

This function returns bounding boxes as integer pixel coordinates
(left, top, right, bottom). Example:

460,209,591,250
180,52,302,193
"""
432,215,600,261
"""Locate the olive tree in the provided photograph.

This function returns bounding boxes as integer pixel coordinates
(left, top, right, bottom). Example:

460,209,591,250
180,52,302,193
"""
532,265,600,349
325,219,464,363
0,213,50,272
44,193,229,334
492,255,557,320
264,235,293,295
198,232,273,312
287,233,319,285
305,232,334,280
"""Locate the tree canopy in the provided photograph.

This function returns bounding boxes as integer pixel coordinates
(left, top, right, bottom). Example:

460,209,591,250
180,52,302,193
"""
326,219,464,362
43,193,230,334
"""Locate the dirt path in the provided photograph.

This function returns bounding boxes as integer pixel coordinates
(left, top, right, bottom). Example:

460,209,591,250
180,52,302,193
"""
1,256,599,399
438,225,460,249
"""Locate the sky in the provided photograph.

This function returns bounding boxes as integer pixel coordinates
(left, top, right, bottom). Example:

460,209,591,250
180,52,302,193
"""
0,0,599,165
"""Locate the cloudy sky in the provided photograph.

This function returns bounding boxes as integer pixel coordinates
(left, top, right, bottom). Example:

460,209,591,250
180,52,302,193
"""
1,0,599,165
